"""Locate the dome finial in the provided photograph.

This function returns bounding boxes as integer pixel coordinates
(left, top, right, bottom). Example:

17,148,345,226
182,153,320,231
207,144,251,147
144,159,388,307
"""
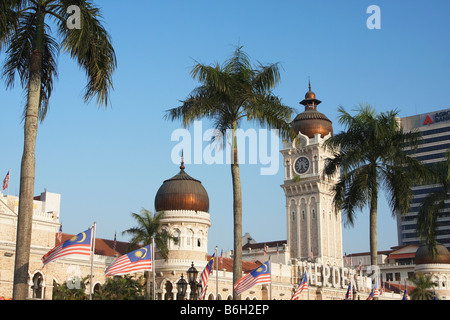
308,77,311,91
180,149,185,170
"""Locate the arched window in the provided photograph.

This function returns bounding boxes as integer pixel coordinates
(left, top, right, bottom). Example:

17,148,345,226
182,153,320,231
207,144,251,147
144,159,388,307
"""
93,282,101,294
164,281,174,300
197,231,204,248
173,229,181,248
187,229,194,247
31,272,44,299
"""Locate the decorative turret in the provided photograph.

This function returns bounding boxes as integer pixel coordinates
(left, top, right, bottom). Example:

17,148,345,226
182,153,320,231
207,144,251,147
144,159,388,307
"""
292,81,333,139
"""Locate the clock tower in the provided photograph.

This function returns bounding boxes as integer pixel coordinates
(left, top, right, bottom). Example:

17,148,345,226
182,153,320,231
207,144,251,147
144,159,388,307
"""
281,83,343,267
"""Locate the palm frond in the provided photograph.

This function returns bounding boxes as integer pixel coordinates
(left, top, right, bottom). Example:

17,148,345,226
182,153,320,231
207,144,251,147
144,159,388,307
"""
0,0,32,51
2,10,59,122
56,0,116,107
252,62,281,93
245,93,295,141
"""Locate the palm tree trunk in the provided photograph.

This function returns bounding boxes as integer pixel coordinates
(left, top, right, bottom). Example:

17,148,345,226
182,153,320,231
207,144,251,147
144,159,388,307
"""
12,7,44,300
369,186,378,267
146,271,151,300
231,122,242,300
369,173,379,300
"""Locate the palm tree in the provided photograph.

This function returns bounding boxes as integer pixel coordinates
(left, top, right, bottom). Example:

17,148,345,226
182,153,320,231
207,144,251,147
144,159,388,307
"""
323,105,429,267
410,273,436,300
122,208,177,300
416,150,450,257
165,46,294,299
1,0,116,300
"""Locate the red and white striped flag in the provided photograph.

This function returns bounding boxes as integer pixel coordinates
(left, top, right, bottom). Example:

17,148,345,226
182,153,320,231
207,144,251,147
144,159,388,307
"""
42,228,93,266
344,282,352,300
2,170,10,191
105,244,152,276
291,272,308,300
199,254,215,300
56,224,62,244
234,261,270,295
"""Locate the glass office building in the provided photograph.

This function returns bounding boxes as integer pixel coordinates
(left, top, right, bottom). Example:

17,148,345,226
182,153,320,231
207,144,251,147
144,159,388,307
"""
397,109,450,250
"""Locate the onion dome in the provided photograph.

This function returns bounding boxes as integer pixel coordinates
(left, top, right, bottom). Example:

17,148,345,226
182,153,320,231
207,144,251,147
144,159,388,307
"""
292,81,333,138
415,243,450,265
154,159,209,213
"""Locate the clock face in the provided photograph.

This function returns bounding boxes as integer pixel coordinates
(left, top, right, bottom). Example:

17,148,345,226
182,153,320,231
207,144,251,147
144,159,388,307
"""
294,157,310,174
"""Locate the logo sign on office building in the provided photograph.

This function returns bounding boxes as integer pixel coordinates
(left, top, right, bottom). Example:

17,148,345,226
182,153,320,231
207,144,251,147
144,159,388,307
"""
423,110,450,126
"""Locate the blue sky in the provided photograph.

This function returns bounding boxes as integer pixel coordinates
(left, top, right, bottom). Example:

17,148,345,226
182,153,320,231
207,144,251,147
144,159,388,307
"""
1,0,450,255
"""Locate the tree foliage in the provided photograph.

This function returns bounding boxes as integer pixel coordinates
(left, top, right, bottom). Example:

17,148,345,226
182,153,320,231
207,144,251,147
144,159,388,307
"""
165,46,294,299
410,273,437,300
416,151,450,257
93,275,145,300
323,105,430,265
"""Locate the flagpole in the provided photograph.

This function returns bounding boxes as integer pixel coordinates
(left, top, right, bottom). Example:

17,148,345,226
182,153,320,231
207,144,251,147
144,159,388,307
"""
269,255,272,300
152,237,156,300
89,222,96,300
215,246,218,300
307,270,310,300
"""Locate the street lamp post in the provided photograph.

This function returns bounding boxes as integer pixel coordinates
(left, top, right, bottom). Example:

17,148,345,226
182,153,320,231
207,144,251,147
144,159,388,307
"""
186,262,202,300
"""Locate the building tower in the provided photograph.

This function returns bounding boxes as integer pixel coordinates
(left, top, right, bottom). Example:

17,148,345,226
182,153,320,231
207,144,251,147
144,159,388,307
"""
280,83,343,267
154,157,211,275
397,109,450,250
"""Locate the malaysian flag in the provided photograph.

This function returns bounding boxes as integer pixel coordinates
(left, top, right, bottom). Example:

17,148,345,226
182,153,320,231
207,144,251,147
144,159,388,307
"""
373,280,379,297
56,224,62,244
199,254,215,300
402,286,410,300
291,272,308,300
234,261,271,295
105,244,152,276
366,289,375,300
2,170,10,191
42,228,93,266
344,282,352,300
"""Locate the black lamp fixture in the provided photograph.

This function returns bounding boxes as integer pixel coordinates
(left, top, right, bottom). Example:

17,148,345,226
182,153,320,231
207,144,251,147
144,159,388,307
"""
187,262,198,284
186,261,202,300
176,274,188,300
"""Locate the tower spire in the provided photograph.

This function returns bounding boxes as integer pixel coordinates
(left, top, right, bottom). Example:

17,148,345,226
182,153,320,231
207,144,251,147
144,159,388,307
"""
180,149,185,170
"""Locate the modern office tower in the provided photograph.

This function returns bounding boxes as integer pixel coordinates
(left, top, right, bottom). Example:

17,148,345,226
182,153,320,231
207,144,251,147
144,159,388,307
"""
397,109,450,250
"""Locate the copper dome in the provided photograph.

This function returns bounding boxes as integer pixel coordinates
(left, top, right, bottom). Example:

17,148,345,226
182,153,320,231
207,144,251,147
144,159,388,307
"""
292,82,333,138
154,163,209,213
415,243,450,265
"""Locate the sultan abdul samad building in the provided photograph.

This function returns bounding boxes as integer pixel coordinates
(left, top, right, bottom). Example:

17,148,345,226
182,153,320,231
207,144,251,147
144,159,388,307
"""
1,85,450,300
